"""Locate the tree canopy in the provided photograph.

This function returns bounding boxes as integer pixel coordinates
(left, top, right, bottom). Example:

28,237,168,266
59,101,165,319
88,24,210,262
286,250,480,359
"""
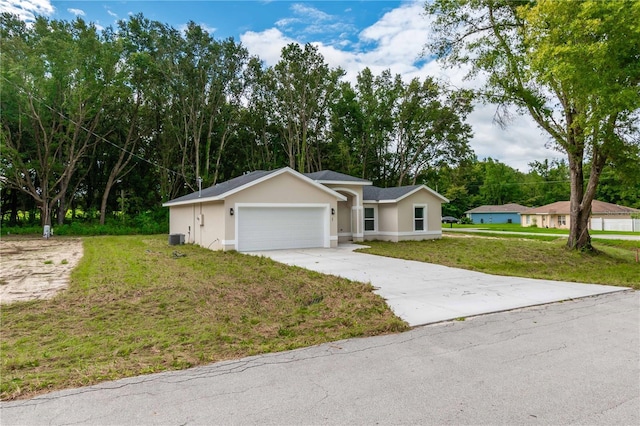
0,12,474,227
425,0,640,249
1,7,638,233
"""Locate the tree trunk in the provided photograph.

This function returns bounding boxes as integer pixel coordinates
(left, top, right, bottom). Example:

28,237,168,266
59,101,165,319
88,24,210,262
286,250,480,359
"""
569,202,592,250
9,190,18,226
567,155,592,250
99,179,114,225
57,196,66,226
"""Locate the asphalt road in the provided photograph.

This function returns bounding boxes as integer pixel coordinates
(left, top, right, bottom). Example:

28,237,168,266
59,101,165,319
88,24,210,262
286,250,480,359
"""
2,291,638,425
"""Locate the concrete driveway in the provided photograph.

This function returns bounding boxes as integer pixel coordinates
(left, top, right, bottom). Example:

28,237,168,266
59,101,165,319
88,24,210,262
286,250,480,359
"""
251,245,627,326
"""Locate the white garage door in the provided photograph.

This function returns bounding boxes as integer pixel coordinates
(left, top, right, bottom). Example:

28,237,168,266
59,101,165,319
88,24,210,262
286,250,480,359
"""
237,206,327,251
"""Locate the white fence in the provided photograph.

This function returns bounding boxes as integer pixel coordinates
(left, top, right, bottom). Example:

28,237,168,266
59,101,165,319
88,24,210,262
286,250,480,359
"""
591,218,640,232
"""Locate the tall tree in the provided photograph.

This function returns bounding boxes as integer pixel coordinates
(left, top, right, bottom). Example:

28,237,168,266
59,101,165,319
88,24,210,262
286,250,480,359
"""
1,15,113,227
269,43,343,173
117,15,183,202
478,158,524,205
391,76,473,186
525,159,570,206
425,0,640,250
354,68,397,184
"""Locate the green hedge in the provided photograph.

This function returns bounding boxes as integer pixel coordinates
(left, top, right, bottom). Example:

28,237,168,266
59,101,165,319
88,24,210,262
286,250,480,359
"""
2,211,168,236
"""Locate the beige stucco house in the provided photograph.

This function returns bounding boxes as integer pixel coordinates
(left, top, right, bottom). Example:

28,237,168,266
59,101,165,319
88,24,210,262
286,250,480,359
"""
521,200,639,230
163,167,448,252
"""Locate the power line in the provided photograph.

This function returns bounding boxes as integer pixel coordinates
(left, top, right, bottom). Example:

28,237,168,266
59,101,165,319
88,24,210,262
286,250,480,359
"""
1,75,186,180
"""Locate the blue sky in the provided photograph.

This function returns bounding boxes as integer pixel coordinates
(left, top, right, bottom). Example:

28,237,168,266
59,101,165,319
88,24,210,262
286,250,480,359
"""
51,1,400,47
3,0,561,171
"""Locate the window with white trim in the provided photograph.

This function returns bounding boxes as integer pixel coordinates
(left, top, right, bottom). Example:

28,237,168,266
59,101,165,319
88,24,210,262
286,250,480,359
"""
558,215,566,226
414,206,426,231
364,207,375,231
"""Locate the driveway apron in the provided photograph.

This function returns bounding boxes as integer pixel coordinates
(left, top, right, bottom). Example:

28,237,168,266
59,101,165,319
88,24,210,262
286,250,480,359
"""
250,245,628,326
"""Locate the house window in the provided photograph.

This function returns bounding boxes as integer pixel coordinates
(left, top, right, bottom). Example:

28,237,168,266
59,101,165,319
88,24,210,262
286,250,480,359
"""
526,215,531,225
414,206,426,231
364,207,375,231
559,215,566,226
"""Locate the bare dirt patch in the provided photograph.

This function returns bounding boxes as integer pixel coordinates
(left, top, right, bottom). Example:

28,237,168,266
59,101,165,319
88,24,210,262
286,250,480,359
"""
0,238,83,304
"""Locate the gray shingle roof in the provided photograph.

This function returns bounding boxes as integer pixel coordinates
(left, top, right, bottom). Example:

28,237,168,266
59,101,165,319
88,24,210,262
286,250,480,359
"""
305,170,371,184
164,169,277,205
465,203,529,214
522,200,639,215
363,185,422,201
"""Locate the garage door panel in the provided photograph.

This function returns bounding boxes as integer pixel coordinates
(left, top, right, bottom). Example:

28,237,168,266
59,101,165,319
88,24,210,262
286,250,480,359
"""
237,207,326,251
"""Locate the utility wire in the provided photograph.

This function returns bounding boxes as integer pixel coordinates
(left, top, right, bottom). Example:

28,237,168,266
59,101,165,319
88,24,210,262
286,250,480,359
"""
1,75,186,180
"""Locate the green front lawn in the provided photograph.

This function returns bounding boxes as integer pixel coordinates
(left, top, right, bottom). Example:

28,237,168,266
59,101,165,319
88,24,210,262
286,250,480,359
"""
451,223,639,236
1,236,407,400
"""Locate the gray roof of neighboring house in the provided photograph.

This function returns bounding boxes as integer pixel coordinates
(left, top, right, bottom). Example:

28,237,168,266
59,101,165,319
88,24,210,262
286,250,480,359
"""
522,200,639,215
364,185,422,201
305,170,372,184
465,203,530,214
164,169,276,205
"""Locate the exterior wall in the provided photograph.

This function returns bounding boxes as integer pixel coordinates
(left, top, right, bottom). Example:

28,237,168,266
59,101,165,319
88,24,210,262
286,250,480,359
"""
367,203,399,242
364,190,443,242
468,212,520,224
169,204,196,243
223,172,340,249
521,213,570,229
520,213,637,231
396,192,442,239
170,202,225,249
196,202,225,250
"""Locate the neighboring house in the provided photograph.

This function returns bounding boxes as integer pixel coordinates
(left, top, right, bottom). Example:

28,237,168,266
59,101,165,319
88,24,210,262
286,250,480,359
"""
521,200,640,230
163,167,449,252
464,203,529,224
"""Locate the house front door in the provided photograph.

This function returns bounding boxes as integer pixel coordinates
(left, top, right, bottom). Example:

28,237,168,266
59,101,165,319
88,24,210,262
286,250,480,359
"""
337,197,353,243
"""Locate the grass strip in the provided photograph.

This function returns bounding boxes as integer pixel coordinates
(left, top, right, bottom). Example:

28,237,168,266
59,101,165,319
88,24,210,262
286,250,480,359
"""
1,235,407,400
452,223,639,236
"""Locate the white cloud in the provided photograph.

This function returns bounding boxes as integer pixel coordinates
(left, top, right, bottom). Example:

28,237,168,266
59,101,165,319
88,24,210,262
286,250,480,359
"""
67,8,84,17
291,3,332,21
274,2,355,43
0,0,55,21
241,28,295,66
240,0,560,171
275,17,298,29
466,104,562,171
106,9,118,18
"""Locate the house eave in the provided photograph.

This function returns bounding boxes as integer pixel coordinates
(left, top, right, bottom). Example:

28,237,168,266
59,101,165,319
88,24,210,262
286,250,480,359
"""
314,180,373,186
162,196,223,207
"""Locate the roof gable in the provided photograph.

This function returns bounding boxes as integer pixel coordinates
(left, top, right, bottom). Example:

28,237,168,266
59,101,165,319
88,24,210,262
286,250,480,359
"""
522,200,639,215
364,185,448,203
163,167,346,207
305,170,372,185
